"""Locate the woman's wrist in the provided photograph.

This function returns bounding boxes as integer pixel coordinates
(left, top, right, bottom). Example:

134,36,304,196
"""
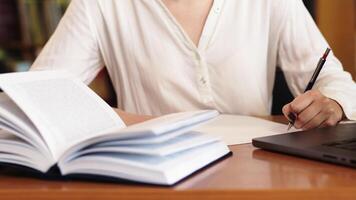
113,108,155,126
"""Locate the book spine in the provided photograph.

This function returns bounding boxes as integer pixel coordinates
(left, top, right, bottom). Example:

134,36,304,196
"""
0,0,21,43
27,0,46,47
17,0,32,47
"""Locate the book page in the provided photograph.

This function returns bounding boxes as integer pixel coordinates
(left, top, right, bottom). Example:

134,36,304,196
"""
59,110,219,162
0,71,126,160
116,110,219,138
59,141,230,185
194,115,300,145
71,132,219,157
0,93,46,150
0,129,54,172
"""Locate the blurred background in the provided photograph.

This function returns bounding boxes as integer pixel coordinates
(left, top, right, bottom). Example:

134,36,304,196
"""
0,0,355,110
0,0,70,73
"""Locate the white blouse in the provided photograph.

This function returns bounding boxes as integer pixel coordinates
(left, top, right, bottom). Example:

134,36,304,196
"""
31,0,356,119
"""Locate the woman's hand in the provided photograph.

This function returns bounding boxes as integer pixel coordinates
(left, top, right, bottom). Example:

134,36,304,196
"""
282,90,344,130
113,108,156,126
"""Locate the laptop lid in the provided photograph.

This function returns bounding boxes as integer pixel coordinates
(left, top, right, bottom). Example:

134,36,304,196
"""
252,123,356,168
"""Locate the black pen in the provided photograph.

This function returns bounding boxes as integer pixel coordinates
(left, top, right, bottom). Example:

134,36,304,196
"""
287,48,331,130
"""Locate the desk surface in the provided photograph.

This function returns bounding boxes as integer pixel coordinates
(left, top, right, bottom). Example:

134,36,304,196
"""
1,116,356,200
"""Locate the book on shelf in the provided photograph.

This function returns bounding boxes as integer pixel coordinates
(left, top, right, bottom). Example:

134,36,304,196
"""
43,0,70,36
17,0,70,49
0,0,21,44
17,0,43,47
0,70,230,185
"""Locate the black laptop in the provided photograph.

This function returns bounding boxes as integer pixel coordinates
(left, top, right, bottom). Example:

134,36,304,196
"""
252,123,356,168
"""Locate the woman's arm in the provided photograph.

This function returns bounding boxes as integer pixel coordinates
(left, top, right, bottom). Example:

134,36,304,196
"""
277,0,356,129
113,109,155,126
30,0,104,84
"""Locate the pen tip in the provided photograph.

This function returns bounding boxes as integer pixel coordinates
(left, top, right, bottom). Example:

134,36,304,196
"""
323,48,331,59
287,123,293,131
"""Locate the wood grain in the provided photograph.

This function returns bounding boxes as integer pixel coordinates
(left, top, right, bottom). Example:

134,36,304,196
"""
1,116,356,200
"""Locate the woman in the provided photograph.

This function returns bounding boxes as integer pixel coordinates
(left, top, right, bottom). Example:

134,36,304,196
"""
31,0,356,129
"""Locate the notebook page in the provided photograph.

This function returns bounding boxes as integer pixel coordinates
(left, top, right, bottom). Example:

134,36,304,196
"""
194,115,300,145
0,71,126,160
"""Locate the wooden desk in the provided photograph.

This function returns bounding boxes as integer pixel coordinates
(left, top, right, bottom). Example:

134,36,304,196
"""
1,116,356,200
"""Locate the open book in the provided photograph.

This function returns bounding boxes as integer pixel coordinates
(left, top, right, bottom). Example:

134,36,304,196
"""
0,71,230,185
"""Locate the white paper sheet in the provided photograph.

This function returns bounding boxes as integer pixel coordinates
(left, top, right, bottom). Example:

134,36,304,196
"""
194,115,299,145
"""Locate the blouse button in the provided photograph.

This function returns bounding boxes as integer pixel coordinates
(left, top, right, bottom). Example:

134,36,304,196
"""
195,52,201,61
214,7,221,14
200,77,207,85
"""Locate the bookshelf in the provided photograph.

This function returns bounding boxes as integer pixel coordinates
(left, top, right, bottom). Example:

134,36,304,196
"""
0,0,70,73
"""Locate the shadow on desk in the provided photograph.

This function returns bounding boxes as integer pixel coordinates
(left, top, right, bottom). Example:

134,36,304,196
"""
0,163,150,186
252,149,356,187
